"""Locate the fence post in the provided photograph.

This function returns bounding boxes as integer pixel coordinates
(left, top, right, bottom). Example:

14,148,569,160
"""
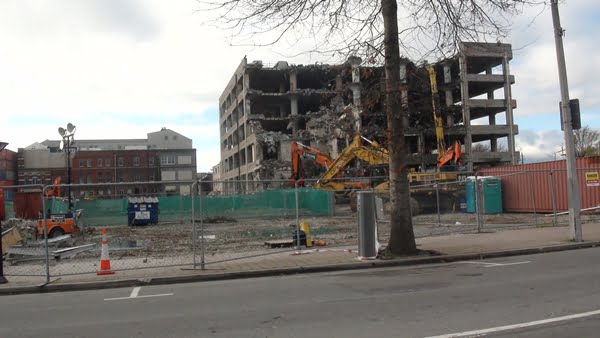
41,187,50,283
435,176,441,226
192,180,197,270
475,175,483,233
294,180,301,250
549,169,558,226
200,180,205,270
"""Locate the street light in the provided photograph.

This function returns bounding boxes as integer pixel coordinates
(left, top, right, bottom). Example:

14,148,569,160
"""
0,141,8,284
58,123,76,209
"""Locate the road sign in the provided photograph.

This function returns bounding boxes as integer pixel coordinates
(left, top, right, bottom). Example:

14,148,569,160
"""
585,172,599,187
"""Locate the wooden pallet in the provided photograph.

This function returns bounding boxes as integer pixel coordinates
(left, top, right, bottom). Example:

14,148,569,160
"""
264,239,294,248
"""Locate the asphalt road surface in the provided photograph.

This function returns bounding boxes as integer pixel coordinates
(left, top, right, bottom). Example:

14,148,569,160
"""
2,247,600,337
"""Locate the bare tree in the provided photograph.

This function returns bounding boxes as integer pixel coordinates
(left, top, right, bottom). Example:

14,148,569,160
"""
574,126,600,157
202,0,545,256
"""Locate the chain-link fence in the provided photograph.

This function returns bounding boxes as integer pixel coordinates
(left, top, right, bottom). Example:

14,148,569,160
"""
2,170,599,281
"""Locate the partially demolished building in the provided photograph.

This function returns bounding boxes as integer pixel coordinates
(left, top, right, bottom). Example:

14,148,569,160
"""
215,42,518,191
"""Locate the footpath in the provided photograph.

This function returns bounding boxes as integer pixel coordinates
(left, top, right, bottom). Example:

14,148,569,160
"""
1,222,599,295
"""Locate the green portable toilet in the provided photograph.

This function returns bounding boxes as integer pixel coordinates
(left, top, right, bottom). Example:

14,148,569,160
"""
481,177,502,214
466,178,476,213
465,177,502,214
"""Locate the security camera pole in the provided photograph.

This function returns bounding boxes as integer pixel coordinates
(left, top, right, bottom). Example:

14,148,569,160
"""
551,0,582,242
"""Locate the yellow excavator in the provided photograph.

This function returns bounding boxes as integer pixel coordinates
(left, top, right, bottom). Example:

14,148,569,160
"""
425,63,463,169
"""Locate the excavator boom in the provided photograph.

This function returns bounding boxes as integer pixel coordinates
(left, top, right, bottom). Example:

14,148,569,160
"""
291,142,333,182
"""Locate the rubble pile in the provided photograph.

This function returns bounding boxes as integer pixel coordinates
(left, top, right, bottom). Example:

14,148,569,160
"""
3,218,37,242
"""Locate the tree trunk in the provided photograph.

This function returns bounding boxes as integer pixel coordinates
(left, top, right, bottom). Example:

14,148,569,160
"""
381,0,417,255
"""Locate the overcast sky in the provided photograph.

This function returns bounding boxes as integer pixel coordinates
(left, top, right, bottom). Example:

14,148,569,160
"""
1,0,598,171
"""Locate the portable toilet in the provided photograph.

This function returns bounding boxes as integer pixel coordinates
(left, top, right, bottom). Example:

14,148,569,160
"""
465,177,502,214
127,197,159,226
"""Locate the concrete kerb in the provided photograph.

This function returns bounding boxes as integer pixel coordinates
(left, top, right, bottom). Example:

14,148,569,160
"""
1,240,599,296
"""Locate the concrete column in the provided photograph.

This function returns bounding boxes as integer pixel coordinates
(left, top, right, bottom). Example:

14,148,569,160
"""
290,95,299,136
349,58,362,131
487,67,498,152
280,104,287,118
443,63,454,127
336,75,343,94
459,53,473,171
502,54,516,164
290,71,297,92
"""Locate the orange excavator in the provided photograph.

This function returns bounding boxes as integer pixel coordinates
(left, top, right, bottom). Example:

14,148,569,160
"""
45,176,61,198
290,141,333,187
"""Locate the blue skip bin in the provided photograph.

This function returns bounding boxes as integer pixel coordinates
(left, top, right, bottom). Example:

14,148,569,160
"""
127,197,159,226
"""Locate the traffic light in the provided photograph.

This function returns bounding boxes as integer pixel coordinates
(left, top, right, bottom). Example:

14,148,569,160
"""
560,98,581,130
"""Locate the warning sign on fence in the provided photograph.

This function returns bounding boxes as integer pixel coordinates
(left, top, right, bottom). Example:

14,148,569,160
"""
585,172,600,187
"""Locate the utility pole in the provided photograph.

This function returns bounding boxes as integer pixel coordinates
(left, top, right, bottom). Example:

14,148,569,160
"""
551,0,582,242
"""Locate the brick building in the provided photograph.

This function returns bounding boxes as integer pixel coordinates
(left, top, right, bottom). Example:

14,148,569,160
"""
18,128,196,198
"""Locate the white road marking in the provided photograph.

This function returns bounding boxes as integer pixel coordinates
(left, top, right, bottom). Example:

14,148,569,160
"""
104,286,174,301
130,287,141,298
423,308,600,338
457,261,530,268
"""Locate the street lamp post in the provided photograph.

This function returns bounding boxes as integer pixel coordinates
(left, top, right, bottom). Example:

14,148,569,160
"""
58,123,76,210
0,141,9,284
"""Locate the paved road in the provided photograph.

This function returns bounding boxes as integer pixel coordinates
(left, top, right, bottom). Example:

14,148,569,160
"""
2,247,600,337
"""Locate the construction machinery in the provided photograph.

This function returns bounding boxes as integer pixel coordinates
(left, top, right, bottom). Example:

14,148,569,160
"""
36,177,83,238
37,209,82,238
290,141,334,187
314,134,388,192
425,64,463,170
307,133,466,214
45,177,61,198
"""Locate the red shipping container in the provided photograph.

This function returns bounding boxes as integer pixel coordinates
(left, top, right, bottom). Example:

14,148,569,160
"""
478,157,600,213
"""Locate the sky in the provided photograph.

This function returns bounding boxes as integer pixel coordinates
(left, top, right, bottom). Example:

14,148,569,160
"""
0,0,599,171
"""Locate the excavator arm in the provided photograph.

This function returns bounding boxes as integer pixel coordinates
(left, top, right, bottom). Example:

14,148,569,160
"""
426,64,463,169
314,134,389,189
291,142,333,182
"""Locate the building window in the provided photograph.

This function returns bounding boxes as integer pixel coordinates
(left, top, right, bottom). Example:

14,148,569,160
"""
106,176,112,183
173,135,177,140
149,157,155,166
118,176,123,183
106,158,111,167
79,160,84,168
97,159,103,167
87,159,92,168
133,174,141,182
164,135,168,141
160,155,176,165
31,177,39,184
98,173,103,183
149,175,155,182
117,157,124,167
133,157,140,167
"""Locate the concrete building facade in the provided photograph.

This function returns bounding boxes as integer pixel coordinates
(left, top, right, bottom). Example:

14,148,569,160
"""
216,42,519,191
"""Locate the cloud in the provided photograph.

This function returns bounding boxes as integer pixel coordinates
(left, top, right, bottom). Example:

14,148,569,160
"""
510,1,600,117
516,129,566,163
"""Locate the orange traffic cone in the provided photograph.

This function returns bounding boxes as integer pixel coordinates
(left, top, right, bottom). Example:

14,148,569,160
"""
97,228,115,275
